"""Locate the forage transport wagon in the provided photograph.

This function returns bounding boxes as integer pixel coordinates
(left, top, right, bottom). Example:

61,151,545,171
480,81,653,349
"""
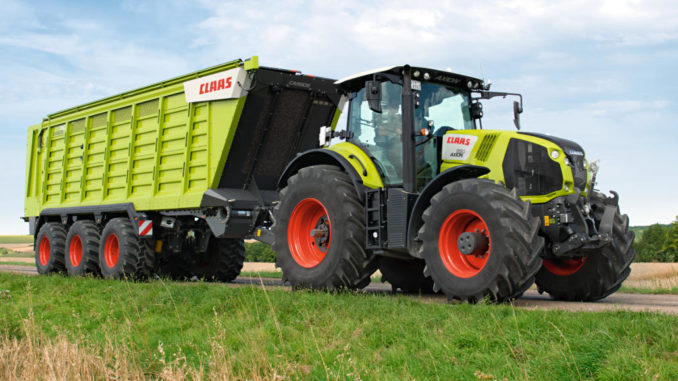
24,56,342,280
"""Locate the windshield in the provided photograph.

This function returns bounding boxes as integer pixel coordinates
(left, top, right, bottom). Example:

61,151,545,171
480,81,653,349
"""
348,81,404,185
416,82,473,133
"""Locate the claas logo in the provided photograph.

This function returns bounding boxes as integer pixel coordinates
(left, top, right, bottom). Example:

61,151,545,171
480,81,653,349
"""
446,136,471,145
199,77,233,95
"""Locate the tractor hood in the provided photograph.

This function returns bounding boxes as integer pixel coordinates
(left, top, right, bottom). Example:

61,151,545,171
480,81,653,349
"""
520,132,588,192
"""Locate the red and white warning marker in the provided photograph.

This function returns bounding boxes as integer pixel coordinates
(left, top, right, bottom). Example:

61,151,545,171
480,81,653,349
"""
138,220,153,236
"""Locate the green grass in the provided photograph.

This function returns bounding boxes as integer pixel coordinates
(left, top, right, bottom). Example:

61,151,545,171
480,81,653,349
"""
0,235,33,244
0,261,33,267
0,273,676,379
620,286,678,295
239,271,282,279
0,250,33,258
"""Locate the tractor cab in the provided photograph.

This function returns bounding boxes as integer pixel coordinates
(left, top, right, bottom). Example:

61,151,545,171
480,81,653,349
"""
335,65,519,192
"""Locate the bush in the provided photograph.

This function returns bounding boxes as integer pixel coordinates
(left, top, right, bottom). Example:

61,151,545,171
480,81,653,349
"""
633,218,678,262
245,242,276,262
0,248,15,255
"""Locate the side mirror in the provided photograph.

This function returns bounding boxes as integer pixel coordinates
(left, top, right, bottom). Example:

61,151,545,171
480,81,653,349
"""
365,80,382,113
513,100,523,130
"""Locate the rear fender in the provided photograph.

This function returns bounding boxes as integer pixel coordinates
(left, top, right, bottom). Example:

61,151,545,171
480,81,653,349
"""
278,148,378,202
407,165,491,257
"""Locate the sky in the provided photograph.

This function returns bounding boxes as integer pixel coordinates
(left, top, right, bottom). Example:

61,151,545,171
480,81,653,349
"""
1,0,676,234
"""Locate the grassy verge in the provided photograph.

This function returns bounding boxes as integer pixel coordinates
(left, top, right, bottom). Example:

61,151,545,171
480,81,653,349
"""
0,251,33,258
0,235,33,244
0,262,33,267
239,271,282,279
0,273,676,380
620,286,678,295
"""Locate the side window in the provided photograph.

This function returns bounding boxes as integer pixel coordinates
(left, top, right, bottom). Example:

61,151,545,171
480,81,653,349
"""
348,82,404,185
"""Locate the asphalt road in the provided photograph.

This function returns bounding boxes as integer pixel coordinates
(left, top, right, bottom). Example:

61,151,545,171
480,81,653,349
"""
2,263,677,315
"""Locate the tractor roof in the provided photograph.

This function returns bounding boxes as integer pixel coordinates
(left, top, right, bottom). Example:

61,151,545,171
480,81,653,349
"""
335,65,485,93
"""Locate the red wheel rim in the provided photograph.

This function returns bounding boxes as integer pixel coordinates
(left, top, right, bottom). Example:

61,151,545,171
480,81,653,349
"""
38,236,50,266
543,257,587,276
438,209,491,278
287,198,331,268
104,234,119,269
69,235,83,267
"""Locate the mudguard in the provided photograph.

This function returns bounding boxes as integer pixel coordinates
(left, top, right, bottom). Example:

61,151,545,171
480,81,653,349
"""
278,149,369,201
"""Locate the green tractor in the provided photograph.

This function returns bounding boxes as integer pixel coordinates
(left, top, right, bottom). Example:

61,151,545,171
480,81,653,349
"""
271,65,635,302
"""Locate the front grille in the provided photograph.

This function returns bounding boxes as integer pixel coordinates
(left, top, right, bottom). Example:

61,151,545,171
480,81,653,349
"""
503,138,563,196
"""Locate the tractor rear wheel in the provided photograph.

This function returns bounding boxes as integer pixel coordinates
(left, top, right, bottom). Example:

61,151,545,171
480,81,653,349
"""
191,238,245,282
535,191,635,301
419,179,543,302
98,218,154,279
378,256,435,293
272,165,377,290
35,222,67,275
65,221,101,276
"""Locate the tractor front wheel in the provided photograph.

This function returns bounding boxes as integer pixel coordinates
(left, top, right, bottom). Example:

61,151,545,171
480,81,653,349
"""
535,191,635,301
272,165,377,290
419,179,543,302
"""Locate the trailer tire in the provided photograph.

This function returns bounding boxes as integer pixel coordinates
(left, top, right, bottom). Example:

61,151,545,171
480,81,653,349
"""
65,221,101,276
192,238,245,282
156,246,192,280
378,256,435,294
99,218,154,279
535,192,635,301
419,179,543,302
35,222,67,274
272,165,377,290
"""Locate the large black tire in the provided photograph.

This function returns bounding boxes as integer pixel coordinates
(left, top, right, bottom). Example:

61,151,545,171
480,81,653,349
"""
192,238,245,282
378,256,435,294
65,221,101,276
34,222,67,274
156,247,193,280
272,165,377,290
535,191,635,301
419,179,543,302
98,218,154,279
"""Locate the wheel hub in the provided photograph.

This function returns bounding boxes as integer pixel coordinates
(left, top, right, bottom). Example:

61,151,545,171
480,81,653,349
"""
310,216,330,252
457,230,489,257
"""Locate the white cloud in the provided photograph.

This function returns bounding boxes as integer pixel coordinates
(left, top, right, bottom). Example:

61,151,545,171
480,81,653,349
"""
1,0,677,231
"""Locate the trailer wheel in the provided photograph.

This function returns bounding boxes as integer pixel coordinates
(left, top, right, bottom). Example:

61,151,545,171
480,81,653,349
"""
35,222,67,274
65,221,101,276
192,238,245,282
535,192,635,301
378,256,435,293
272,165,377,290
156,249,192,280
98,218,154,279
419,179,543,302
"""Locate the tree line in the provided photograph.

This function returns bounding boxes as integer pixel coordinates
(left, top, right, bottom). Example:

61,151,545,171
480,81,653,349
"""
632,217,678,262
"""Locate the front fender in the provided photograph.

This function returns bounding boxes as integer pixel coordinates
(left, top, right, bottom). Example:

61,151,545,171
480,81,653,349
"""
407,165,491,257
